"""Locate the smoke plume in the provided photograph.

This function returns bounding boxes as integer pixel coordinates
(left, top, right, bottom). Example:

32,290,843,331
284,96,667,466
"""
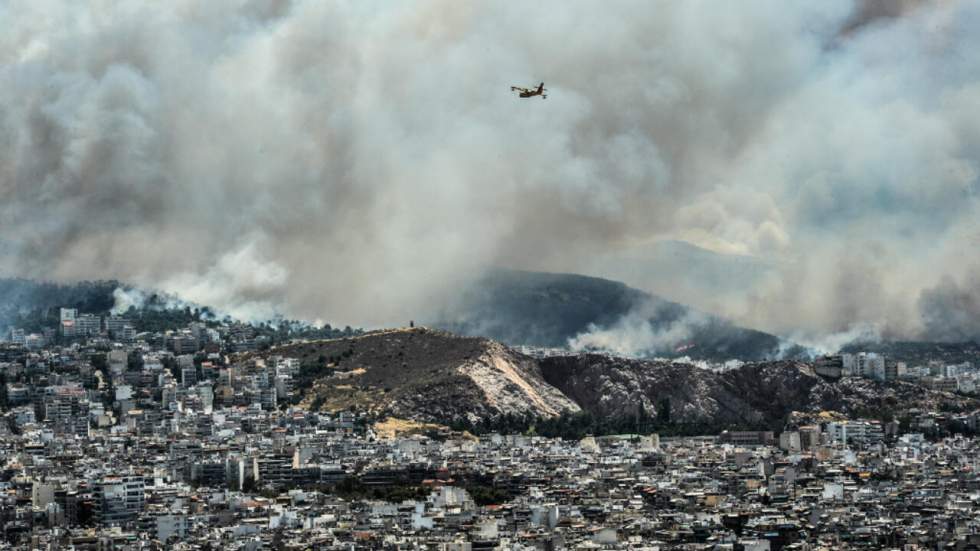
918,270,980,342
568,302,706,358
1,1,979,339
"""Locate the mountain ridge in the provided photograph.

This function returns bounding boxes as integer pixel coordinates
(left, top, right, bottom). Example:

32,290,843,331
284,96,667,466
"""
258,328,980,433
435,268,795,361
256,327,580,424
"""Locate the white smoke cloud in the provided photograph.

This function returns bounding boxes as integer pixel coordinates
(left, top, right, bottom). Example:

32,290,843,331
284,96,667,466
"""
568,302,707,358
110,286,197,315
110,287,146,314
161,240,288,321
782,323,883,358
1,0,979,338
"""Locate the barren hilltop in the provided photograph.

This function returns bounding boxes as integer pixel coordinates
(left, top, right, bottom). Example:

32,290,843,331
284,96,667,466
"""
250,328,980,433
259,327,579,424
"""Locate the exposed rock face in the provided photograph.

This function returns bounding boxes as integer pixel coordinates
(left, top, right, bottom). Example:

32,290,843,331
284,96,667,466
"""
539,355,980,429
273,328,578,423
538,354,801,427
460,340,576,418
273,329,978,430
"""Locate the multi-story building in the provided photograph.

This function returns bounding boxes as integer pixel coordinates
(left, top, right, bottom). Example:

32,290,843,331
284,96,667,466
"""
93,476,145,526
858,353,886,381
189,322,210,345
43,385,89,436
254,455,294,487
190,461,227,486
181,367,198,388
171,335,198,355
155,514,189,543
108,349,128,374
841,352,888,381
104,316,129,337
6,384,30,406
75,314,102,337
814,355,843,378
779,431,802,452
24,334,46,349
924,377,959,393
260,387,277,411
8,329,25,345
885,361,907,381
827,420,884,445
119,325,137,342
799,425,822,449
718,431,775,447
60,308,77,338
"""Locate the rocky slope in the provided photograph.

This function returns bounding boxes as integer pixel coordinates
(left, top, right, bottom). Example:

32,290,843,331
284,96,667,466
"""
269,329,978,431
271,328,579,424
539,354,980,429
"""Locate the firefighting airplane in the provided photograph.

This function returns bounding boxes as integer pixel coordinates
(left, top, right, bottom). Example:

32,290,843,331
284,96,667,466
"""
511,82,547,99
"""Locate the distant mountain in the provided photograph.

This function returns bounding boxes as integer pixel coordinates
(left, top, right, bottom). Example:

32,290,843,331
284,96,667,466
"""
435,270,649,347
434,269,795,362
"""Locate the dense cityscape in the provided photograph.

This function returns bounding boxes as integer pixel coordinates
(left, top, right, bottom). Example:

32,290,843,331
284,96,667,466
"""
1,307,979,550
5,1,980,549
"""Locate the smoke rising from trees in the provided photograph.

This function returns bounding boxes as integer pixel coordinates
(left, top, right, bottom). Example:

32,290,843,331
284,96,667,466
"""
1,0,978,340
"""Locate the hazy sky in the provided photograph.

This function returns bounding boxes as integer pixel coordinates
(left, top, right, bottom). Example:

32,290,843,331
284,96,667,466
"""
1,0,978,340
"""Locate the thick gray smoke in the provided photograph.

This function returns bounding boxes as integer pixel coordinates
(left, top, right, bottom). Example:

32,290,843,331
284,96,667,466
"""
1,1,978,338
919,270,980,341
838,0,937,36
